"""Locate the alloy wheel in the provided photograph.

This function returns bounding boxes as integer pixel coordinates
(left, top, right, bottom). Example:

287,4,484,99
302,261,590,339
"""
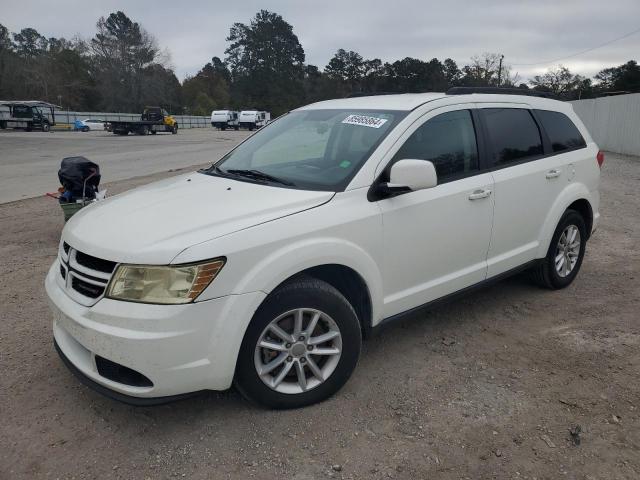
555,224,581,277
254,308,342,394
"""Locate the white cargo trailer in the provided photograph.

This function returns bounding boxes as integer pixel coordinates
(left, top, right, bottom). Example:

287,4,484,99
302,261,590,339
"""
238,110,270,130
210,110,240,130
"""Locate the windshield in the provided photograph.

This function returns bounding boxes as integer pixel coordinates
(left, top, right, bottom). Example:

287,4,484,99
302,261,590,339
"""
203,109,406,191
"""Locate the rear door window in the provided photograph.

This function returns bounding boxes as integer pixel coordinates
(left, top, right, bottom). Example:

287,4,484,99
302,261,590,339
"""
482,108,543,167
535,110,586,152
391,109,479,181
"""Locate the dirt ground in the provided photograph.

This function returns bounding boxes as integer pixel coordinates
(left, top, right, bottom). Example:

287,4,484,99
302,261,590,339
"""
0,154,638,480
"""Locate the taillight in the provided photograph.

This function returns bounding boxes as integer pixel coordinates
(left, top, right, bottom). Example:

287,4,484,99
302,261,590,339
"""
596,151,605,168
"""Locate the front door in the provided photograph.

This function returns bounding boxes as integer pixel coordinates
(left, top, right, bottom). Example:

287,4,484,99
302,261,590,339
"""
377,107,495,318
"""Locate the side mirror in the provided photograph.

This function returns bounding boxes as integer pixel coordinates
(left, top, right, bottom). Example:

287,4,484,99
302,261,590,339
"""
370,159,437,200
389,159,437,190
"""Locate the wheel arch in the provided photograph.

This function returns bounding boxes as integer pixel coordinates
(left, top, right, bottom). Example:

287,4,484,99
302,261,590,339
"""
272,264,374,339
536,183,595,258
566,198,593,239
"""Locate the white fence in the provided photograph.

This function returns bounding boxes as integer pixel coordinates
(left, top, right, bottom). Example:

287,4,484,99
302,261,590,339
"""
0,107,211,129
571,93,640,157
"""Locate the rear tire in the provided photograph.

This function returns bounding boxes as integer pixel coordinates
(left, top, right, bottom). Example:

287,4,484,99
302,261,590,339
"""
235,276,362,409
172,124,178,134
43,122,51,132
530,209,587,289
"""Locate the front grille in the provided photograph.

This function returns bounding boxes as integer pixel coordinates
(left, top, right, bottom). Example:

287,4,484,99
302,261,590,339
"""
95,356,153,387
58,242,117,305
71,277,105,298
75,251,117,274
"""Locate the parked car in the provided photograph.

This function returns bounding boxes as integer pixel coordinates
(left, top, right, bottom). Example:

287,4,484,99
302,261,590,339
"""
239,110,270,130
75,119,106,132
46,88,602,409
211,110,240,130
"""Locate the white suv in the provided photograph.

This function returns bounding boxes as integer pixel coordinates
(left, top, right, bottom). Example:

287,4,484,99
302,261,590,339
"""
46,89,602,408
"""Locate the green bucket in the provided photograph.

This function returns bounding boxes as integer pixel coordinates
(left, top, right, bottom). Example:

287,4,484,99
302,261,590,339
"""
60,202,86,222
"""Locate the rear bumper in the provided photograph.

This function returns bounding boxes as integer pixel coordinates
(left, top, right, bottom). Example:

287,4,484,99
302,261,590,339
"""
46,261,266,401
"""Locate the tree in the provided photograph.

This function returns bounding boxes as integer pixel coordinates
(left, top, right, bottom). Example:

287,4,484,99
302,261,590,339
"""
0,24,11,52
225,10,305,115
595,61,640,93
90,11,161,111
325,49,365,89
12,27,48,58
182,56,231,114
530,65,585,96
443,58,461,87
460,53,507,86
0,24,14,98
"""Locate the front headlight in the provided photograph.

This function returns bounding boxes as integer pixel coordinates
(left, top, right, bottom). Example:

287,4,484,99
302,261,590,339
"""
105,258,225,304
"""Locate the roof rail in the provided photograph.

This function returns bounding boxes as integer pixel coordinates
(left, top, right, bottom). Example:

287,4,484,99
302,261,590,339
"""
446,87,559,99
346,92,398,98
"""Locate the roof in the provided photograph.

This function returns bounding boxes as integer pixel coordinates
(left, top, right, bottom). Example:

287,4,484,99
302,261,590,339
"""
296,92,569,113
298,93,446,111
0,100,60,108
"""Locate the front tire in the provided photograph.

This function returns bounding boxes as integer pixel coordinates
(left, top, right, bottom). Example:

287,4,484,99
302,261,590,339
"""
235,276,362,409
531,209,587,289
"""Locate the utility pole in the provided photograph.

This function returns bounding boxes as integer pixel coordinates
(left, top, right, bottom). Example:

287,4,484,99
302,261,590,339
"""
497,55,504,87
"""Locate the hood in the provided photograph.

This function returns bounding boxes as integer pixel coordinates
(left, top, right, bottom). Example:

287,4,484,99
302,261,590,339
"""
63,172,334,264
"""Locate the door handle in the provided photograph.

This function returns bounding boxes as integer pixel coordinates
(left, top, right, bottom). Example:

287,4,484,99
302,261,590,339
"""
468,189,492,200
546,169,562,179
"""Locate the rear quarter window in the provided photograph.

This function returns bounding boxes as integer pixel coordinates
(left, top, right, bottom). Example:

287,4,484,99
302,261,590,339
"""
535,110,586,152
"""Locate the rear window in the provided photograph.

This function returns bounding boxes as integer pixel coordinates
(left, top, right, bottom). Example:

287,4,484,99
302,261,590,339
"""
483,108,543,166
535,110,586,152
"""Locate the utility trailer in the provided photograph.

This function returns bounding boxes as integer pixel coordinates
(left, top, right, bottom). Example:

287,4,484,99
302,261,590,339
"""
108,107,178,136
0,100,58,132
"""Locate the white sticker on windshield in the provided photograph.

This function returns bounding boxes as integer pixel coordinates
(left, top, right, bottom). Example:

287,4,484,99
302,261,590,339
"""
342,114,388,129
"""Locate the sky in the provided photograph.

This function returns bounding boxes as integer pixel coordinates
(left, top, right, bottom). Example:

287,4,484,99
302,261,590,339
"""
1,0,639,82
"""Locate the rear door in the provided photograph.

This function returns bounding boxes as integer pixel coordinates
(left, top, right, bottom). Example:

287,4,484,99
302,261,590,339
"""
478,105,569,277
377,106,495,318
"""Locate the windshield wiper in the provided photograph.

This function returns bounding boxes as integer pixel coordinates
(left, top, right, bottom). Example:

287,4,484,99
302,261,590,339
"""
225,169,295,186
201,165,229,177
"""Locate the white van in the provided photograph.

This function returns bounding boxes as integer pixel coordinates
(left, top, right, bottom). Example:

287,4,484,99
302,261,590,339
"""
239,110,270,130
46,88,601,409
210,110,239,131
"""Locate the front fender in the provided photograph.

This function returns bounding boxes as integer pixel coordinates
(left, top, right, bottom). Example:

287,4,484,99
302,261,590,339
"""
231,237,384,324
536,182,594,258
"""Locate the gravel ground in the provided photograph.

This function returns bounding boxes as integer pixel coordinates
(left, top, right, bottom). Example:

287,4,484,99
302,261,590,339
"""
0,153,638,480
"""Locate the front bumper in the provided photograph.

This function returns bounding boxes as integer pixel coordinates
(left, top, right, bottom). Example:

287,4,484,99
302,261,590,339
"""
45,260,266,401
